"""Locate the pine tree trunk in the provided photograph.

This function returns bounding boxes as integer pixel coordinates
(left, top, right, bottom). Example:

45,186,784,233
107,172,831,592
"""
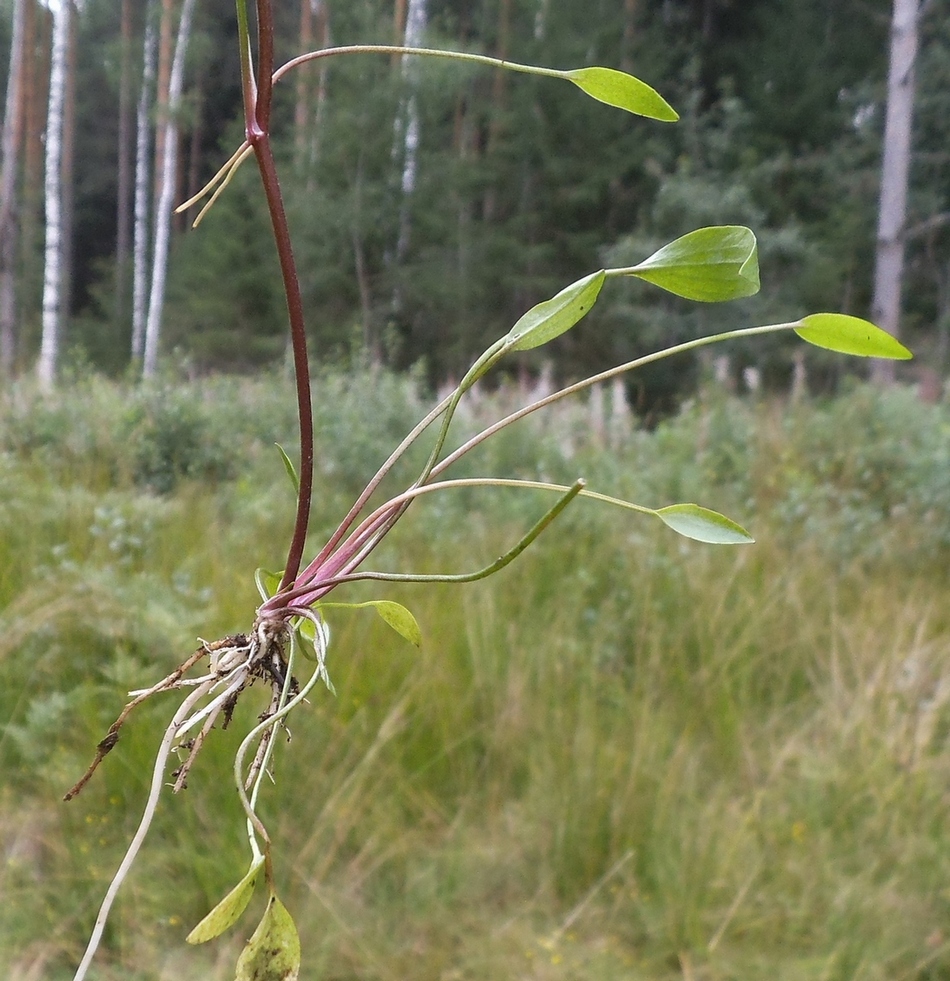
0,0,26,376
37,0,70,390
306,1,331,188
132,0,157,362
142,0,197,378
871,0,919,384
114,0,134,334
392,0,406,56
482,0,510,222
21,0,45,325
184,73,203,227
293,0,313,170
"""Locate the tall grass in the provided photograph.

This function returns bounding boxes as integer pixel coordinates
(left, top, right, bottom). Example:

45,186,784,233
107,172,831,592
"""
1,373,949,980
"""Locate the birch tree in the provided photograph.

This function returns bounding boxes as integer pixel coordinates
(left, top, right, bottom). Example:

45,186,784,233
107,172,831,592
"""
143,0,196,377
870,0,920,383
132,0,157,361
37,0,71,390
393,0,426,266
0,0,27,375
114,0,134,332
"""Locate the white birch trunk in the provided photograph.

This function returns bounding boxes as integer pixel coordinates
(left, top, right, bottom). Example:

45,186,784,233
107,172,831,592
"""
132,0,158,361
37,0,71,391
142,0,197,378
0,0,26,375
870,0,919,384
393,0,426,264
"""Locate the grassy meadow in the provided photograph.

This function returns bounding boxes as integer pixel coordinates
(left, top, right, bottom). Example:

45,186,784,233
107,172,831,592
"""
2,370,950,980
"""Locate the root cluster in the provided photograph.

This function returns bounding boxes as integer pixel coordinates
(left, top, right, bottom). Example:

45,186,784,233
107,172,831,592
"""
64,617,295,801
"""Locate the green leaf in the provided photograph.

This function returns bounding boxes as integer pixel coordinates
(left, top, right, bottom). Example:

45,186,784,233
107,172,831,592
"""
793,313,913,360
235,893,300,981
505,271,606,352
626,226,759,301
275,444,300,495
254,568,284,602
317,600,422,648
186,858,264,944
563,67,678,122
295,614,330,661
655,504,754,545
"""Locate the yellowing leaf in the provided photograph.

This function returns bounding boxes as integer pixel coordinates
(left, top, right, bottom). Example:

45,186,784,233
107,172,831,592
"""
235,894,300,981
564,67,678,122
793,313,913,360
186,858,264,944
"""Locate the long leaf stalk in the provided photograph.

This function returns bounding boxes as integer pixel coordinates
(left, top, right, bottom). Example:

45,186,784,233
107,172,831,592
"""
257,319,801,619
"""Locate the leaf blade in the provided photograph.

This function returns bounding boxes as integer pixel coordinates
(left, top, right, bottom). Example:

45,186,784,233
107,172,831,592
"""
317,600,422,648
625,226,760,302
655,504,754,545
235,893,301,981
564,67,678,122
794,313,913,360
186,857,264,945
275,443,300,496
254,568,284,602
505,271,606,352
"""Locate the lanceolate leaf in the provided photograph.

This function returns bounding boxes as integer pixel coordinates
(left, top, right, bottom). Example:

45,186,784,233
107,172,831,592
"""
255,568,284,602
655,504,754,545
186,857,264,944
317,600,422,648
505,271,606,351
563,67,678,122
295,614,331,662
625,226,759,302
794,313,913,360
235,893,300,981
275,443,300,495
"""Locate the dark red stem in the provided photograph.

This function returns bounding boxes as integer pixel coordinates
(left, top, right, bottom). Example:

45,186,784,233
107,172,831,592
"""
249,0,313,593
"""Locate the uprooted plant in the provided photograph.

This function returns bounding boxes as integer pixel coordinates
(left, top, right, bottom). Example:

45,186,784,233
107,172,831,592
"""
64,2,913,979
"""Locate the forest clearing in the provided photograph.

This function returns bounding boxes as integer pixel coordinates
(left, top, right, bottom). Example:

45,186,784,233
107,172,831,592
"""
2,0,950,978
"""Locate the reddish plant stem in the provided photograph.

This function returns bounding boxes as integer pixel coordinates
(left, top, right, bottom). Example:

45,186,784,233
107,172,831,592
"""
248,0,313,592
254,0,274,131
